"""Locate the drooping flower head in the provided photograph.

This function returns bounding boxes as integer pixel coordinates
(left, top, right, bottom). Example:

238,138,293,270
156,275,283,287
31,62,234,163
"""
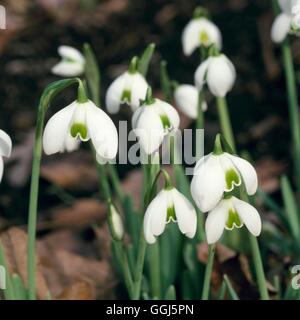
194,46,236,98
182,6,222,56
108,200,124,241
132,87,180,155
43,80,118,162
106,56,148,114
0,130,12,182
51,46,85,77
174,84,207,119
191,134,258,212
144,170,197,244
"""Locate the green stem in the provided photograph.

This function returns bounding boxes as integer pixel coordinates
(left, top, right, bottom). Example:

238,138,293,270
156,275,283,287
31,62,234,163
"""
201,243,215,300
27,78,78,300
223,275,239,300
249,234,269,300
107,164,124,202
216,97,236,153
196,90,205,130
149,242,161,298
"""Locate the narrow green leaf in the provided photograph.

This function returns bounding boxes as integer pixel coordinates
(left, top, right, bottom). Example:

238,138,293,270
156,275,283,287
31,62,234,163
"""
223,275,239,300
217,280,227,300
160,60,172,102
138,43,155,77
11,274,27,300
0,243,15,300
165,285,176,300
83,43,101,105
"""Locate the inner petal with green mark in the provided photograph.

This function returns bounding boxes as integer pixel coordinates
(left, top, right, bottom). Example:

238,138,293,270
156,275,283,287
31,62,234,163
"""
166,205,177,223
121,89,131,103
199,30,210,45
160,114,171,130
225,208,243,230
70,123,88,140
225,168,241,191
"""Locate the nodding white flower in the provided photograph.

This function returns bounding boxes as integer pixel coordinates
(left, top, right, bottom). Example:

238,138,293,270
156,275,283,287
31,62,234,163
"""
195,53,236,97
43,85,118,161
182,10,221,56
51,46,85,77
205,196,262,244
174,84,207,119
271,0,300,43
105,57,148,114
191,151,258,213
132,90,180,155
0,130,12,182
108,202,124,241
144,187,197,244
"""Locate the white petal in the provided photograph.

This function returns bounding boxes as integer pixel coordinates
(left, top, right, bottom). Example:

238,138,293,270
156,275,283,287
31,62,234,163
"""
227,154,258,195
43,101,77,155
86,101,118,160
232,197,262,237
0,130,12,157
205,199,229,244
206,55,236,97
0,157,3,182
201,18,222,49
64,133,80,152
105,73,126,114
191,154,226,212
279,0,294,14
132,106,165,155
58,46,85,64
51,61,84,77
143,189,168,244
271,13,291,43
155,99,180,131
171,188,197,238
129,73,148,111
194,58,211,90
174,85,198,119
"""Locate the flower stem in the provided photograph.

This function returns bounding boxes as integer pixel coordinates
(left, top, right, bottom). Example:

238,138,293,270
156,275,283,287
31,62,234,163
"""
216,97,236,153
196,90,205,130
201,243,215,300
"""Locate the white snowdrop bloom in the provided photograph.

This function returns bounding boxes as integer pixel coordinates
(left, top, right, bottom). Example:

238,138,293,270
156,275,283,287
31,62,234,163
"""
108,202,124,241
194,54,236,97
144,187,197,244
205,196,262,244
191,151,258,213
271,0,300,43
51,46,85,77
0,130,12,182
43,95,118,161
105,58,148,114
174,84,207,119
182,16,221,56
132,92,180,155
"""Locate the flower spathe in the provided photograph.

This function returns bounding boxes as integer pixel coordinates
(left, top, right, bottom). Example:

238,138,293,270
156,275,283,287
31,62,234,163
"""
51,46,85,77
0,130,12,182
191,152,258,213
205,196,262,244
182,17,222,56
132,96,180,155
194,54,236,97
144,187,197,244
108,202,124,241
271,0,300,43
43,99,118,161
174,84,207,119
106,71,148,114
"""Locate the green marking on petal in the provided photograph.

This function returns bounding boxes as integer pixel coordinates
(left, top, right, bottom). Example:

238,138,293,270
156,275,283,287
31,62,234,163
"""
160,114,171,129
70,123,88,140
167,205,176,223
225,168,240,191
63,57,77,63
121,89,131,103
199,30,209,45
226,208,243,230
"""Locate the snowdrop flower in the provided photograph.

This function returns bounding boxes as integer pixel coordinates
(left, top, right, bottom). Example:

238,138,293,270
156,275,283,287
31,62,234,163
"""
51,46,85,77
43,82,118,161
205,196,261,244
108,201,124,241
144,187,197,244
105,57,148,114
182,7,222,56
0,130,12,182
195,51,236,97
174,84,207,119
132,88,180,155
191,136,257,212
271,0,300,43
